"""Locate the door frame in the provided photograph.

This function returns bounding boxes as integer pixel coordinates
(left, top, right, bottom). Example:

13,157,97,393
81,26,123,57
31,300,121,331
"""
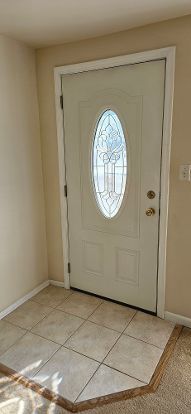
54,46,176,318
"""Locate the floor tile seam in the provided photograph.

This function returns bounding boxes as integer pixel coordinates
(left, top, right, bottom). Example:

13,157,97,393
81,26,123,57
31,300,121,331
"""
61,344,102,364
62,319,89,348
102,362,149,385
31,342,103,401
4,304,56,332
62,301,105,347
2,318,32,332
1,319,27,332
26,299,55,313
30,312,169,351
0,328,170,405
54,290,85,310
74,357,149,404
52,290,76,308
101,318,163,384
30,343,63,380
31,289,75,309
122,332,166,350
0,330,28,360
57,298,104,319
30,309,85,337
100,309,138,368
83,318,123,333
86,308,137,333
30,313,86,346
27,307,57,333
28,330,66,347
30,298,57,308
54,307,88,321
74,361,102,403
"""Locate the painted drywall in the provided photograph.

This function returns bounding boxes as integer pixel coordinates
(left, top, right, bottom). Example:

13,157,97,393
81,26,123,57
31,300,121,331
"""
36,14,191,318
0,35,48,312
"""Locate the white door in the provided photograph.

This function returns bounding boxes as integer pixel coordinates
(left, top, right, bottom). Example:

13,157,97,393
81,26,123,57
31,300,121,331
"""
61,60,165,312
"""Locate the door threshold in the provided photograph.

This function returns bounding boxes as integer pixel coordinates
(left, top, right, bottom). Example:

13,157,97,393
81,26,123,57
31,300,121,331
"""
71,287,156,316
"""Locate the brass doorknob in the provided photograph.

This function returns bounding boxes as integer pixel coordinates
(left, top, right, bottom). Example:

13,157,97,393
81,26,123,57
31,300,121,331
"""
146,208,155,216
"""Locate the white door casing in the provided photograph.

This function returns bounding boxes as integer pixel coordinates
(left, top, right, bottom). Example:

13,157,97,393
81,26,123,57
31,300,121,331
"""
54,47,175,318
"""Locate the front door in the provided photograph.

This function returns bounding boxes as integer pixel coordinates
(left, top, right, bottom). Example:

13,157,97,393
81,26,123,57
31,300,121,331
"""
61,60,165,312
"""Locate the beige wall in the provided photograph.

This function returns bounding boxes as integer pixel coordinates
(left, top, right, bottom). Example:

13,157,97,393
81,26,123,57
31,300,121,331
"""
0,35,48,312
36,15,191,318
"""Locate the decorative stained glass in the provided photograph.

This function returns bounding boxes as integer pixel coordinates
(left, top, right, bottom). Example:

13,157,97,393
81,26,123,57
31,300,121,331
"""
92,109,127,218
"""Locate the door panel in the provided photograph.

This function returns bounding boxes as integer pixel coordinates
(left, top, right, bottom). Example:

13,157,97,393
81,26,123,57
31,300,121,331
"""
62,60,165,311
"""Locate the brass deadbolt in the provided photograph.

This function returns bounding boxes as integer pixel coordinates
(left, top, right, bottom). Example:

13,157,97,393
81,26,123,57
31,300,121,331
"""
147,190,156,199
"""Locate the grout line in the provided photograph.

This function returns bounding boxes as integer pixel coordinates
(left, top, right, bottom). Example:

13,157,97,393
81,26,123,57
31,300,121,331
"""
0,289,168,402
28,311,56,333
57,296,104,316
31,289,75,309
74,311,139,402
62,344,101,364
101,311,137,367
0,324,181,410
62,301,104,348
123,332,167,350
102,363,148,385
74,361,102,403
0,329,27,360
29,326,107,391
30,343,63,380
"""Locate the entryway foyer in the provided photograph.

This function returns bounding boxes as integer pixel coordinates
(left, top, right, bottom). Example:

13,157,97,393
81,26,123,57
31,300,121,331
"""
0,286,179,411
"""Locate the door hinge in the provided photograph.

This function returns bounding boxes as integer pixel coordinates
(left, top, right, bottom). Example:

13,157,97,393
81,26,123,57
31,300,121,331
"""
68,262,71,274
64,184,67,197
60,94,63,110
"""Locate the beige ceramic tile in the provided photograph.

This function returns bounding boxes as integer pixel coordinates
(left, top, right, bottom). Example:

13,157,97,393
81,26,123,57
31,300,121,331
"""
65,321,120,362
89,301,136,332
31,310,84,344
32,285,72,308
105,334,162,383
0,332,59,378
4,300,52,330
33,347,99,402
77,364,145,402
0,320,26,356
57,292,102,319
124,311,174,349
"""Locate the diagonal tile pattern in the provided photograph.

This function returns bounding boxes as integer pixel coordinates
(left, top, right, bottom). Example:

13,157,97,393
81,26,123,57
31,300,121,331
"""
76,364,145,402
4,300,52,330
0,320,26,356
31,309,84,344
57,291,102,318
104,334,163,383
0,332,59,378
124,311,174,349
0,285,175,408
65,321,120,362
32,285,72,308
33,347,99,402
89,300,136,332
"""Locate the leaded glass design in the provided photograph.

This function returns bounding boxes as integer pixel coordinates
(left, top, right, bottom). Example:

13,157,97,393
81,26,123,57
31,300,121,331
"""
92,109,127,218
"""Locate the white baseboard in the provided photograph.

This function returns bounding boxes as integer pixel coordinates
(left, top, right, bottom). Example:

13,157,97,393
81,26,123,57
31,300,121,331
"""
0,280,49,320
165,311,191,328
49,279,66,288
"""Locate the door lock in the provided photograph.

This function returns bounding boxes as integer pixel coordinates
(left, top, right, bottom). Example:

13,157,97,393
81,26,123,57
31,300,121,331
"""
146,208,155,216
147,190,156,199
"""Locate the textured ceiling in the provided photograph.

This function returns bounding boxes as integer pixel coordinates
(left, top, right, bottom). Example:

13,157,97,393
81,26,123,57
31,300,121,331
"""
0,0,191,48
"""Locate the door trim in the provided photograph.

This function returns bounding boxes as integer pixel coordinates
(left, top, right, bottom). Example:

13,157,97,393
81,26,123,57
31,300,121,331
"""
54,46,176,318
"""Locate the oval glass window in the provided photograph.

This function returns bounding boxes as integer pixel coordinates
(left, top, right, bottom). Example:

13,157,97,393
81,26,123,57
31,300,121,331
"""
92,109,127,218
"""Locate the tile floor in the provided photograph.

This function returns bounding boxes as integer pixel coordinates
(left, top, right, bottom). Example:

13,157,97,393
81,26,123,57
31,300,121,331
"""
0,286,175,403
